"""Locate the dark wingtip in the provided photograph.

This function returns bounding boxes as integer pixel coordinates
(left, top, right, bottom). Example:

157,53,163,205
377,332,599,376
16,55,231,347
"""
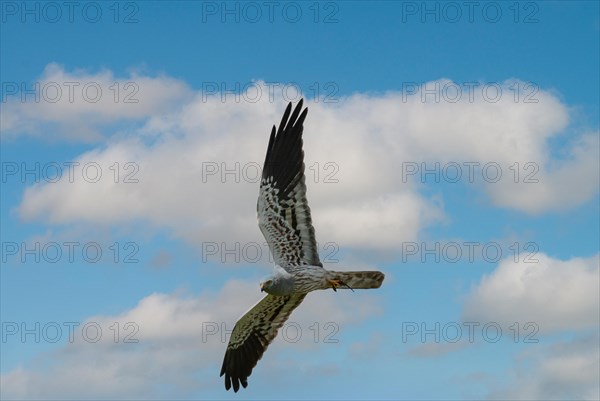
277,102,293,135
262,99,309,187
298,106,308,125
220,352,250,392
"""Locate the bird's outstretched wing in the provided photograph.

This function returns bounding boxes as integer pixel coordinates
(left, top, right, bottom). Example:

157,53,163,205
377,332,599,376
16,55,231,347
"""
220,293,306,392
257,100,322,270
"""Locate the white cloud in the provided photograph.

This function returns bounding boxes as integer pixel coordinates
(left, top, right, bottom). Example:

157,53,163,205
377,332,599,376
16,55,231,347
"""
486,132,600,213
314,192,444,250
462,253,600,334
15,86,446,255
1,63,192,141
0,281,382,399
10,68,599,258
487,334,600,400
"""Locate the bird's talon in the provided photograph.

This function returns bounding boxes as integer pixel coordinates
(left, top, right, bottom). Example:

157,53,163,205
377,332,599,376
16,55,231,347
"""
329,278,355,292
329,278,344,292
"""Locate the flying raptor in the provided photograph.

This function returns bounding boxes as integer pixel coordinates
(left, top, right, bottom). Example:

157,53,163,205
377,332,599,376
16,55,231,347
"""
220,99,385,392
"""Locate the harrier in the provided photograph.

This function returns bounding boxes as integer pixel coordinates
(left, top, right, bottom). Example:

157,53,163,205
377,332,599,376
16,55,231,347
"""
220,100,385,392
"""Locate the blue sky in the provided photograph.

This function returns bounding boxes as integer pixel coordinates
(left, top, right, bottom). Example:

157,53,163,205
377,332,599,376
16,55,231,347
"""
1,1,599,400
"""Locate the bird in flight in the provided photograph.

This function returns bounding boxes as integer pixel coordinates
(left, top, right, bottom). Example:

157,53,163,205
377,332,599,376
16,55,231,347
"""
220,99,385,392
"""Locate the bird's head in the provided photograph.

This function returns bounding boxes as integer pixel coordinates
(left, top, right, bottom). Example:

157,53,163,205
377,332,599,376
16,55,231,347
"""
259,279,273,293
259,273,293,296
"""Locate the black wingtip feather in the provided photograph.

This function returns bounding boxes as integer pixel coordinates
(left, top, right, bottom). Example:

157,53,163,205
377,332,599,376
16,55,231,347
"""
287,99,303,130
262,99,308,199
277,102,293,136
220,333,263,392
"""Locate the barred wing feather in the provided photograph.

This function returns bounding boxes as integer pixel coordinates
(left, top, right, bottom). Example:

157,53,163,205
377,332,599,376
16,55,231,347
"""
220,293,306,392
257,100,322,270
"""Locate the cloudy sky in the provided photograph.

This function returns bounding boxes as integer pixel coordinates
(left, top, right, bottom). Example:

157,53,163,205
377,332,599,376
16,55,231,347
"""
1,2,598,400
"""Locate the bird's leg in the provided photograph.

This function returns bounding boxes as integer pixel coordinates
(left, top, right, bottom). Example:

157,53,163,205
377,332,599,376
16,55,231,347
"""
328,278,355,292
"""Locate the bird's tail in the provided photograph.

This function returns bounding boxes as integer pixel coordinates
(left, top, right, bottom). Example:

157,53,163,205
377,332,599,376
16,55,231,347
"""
328,270,385,289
